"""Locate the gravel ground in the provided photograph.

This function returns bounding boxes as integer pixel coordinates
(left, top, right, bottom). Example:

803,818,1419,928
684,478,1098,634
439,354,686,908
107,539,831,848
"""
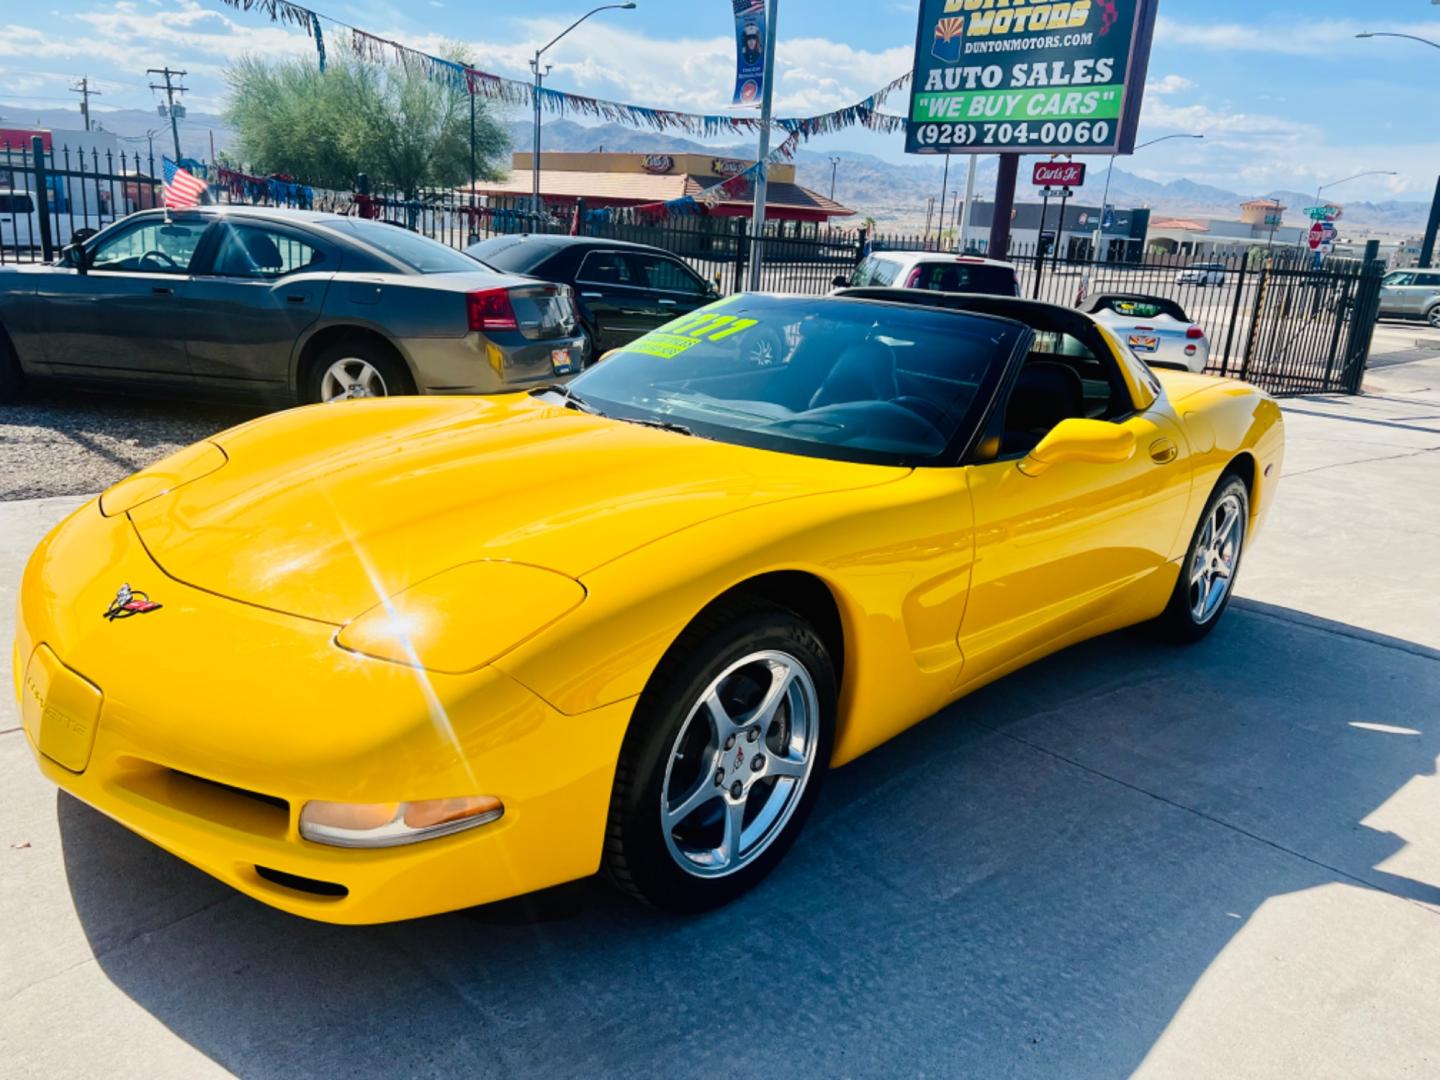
0,389,263,501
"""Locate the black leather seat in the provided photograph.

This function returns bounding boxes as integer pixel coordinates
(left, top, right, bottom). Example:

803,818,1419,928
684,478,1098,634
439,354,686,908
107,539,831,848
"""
214,229,285,276
808,341,897,410
1003,361,1085,455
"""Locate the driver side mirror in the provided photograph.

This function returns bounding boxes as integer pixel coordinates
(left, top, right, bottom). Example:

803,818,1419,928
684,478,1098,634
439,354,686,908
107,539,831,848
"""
831,274,850,288
59,241,90,273
1019,418,1135,477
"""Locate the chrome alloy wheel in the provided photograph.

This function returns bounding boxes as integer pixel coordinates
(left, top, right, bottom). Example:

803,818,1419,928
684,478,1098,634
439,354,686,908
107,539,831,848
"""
1189,492,1245,623
320,357,388,402
660,650,820,878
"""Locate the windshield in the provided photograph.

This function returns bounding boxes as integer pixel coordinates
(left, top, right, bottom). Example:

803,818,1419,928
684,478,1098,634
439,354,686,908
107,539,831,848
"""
567,295,1026,466
324,218,482,274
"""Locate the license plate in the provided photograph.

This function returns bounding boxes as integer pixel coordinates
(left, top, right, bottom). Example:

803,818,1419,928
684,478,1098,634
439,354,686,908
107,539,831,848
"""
1128,334,1160,353
551,349,576,375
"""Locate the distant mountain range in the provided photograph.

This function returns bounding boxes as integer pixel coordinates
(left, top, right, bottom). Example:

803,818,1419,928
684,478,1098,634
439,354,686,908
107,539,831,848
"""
4,102,1428,236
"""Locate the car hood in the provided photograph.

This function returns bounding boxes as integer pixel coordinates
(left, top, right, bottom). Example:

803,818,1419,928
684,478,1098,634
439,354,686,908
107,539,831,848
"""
127,395,907,625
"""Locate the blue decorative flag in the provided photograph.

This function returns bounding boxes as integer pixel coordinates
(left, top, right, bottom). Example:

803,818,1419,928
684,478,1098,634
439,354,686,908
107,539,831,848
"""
732,1,767,106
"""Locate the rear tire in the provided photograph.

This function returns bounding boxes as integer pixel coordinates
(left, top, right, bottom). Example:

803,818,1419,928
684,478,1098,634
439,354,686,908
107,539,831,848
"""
603,598,836,913
1155,473,1249,643
305,338,415,404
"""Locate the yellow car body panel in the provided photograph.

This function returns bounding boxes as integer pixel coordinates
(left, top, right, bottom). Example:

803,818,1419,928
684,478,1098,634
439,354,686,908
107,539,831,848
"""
15,352,1283,924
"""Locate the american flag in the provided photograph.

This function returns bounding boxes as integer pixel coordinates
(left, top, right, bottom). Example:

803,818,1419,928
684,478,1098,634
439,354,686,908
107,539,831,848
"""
162,157,207,210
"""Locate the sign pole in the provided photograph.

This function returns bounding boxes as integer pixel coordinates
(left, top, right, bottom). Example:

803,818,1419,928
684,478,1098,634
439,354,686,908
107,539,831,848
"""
1054,187,1070,275
989,154,1018,258
957,157,976,253
745,0,780,292
1420,174,1440,269
936,153,951,251
1032,189,1050,299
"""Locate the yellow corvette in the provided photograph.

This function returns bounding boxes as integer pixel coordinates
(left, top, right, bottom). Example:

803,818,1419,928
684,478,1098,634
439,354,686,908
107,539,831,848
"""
16,291,1283,922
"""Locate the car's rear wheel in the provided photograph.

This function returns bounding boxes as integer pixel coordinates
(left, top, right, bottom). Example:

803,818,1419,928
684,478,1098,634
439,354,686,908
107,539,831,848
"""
1156,473,1249,642
604,598,835,912
306,339,415,404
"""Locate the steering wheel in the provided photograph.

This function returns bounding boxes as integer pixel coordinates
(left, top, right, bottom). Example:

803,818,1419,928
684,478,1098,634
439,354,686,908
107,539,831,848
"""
891,395,948,428
139,250,179,270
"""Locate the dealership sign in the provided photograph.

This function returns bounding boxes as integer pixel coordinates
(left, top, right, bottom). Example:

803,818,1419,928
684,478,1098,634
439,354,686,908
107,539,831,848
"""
905,0,1159,156
1033,161,1086,188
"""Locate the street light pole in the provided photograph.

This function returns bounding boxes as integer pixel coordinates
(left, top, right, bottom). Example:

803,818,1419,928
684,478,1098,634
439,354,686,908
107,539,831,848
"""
829,156,840,201
530,3,636,218
1355,31,1440,49
745,0,780,291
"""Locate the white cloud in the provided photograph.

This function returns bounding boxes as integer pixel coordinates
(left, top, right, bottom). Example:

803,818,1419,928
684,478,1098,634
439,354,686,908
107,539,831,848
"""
1155,15,1440,56
1146,74,1194,96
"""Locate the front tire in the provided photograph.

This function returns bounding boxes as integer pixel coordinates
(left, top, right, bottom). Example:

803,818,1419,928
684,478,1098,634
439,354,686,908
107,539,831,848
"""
604,598,836,913
1427,306,1440,329
1156,473,1249,642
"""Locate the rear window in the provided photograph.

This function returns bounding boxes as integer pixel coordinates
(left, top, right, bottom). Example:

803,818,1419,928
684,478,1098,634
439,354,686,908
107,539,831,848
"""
324,218,481,274
1089,295,1189,322
466,236,547,274
851,256,901,287
906,261,1018,296
0,192,35,213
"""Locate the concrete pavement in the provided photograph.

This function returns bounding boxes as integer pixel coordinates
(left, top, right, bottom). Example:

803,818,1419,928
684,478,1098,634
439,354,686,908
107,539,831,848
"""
2,366,1438,1078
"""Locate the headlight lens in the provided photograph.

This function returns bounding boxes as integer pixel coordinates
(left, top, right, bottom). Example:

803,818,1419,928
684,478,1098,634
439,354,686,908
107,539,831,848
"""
299,795,503,847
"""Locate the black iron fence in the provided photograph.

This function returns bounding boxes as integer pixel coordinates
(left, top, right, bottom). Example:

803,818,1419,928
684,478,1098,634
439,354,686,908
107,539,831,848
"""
0,138,1381,396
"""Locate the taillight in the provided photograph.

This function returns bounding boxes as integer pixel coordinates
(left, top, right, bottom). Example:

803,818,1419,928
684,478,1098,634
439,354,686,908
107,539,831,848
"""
905,267,922,288
467,288,518,332
1186,325,1205,339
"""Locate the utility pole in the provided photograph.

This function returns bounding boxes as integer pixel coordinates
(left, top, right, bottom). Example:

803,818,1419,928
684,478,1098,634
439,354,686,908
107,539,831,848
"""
745,0,780,291
70,77,101,132
147,66,188,161
936,153,951,251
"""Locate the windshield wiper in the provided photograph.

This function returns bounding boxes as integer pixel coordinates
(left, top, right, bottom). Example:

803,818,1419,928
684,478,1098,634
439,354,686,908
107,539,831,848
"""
529,383,601,415
617,416,697,438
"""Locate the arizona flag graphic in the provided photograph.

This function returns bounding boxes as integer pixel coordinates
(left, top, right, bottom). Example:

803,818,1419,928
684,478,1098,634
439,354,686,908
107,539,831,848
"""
931,16,965,63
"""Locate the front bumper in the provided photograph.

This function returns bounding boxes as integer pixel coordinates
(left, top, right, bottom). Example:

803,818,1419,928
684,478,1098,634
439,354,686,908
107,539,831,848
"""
16,500,634,924
403,332,586,395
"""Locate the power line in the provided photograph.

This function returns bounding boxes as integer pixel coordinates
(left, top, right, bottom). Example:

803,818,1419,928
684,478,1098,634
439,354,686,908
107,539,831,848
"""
70,77,102,132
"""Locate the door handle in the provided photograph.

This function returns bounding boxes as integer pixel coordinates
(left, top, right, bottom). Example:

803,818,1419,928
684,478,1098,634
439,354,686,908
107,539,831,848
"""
1149,438,1178,464
151,286,173,295
658,298,677,306
286,295,308,304
580,291,603,299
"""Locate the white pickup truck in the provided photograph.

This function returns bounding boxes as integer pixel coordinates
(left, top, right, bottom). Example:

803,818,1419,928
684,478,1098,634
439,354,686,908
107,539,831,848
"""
0,188,114,255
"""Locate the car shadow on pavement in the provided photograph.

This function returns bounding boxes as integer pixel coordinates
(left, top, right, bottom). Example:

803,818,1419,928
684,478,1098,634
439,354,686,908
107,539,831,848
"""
57,600,1440,1077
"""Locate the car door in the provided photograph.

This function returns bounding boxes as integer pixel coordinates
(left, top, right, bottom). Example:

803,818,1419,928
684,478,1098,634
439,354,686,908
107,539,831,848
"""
1379,272,1416,316
628,252,715,328
957,329,1192,681
1414,272,1440,320
183,220,333,391
36,215,211,379
573,249,656,352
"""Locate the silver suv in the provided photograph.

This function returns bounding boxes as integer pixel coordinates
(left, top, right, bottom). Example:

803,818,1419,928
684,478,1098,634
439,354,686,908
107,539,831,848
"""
1379,269,1440,328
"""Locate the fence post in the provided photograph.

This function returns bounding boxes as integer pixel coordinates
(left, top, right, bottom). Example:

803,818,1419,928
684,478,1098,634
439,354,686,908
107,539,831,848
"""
31,136,54,262
731,217,748,295
1219,255,1248,376
1341,259,1384,394
1239,266,1270,384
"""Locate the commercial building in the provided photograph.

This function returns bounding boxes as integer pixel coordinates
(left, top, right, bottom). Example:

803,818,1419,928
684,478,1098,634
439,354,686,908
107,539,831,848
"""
470,151,853,224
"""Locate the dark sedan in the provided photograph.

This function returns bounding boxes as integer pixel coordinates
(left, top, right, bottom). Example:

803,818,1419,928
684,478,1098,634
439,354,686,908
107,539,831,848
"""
0,206,584,404
466,235,720,365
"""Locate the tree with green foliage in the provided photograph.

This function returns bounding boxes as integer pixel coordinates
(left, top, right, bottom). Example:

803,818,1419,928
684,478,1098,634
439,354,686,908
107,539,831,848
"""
224,49,509,198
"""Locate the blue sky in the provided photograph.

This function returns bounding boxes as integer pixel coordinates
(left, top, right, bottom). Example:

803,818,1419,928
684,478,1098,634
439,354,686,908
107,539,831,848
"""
1,0,1437,200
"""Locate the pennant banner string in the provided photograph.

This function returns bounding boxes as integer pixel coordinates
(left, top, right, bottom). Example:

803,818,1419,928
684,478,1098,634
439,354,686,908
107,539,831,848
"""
211,0,910,144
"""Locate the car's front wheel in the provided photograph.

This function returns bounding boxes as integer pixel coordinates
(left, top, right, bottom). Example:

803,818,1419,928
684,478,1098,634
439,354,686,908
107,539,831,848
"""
604,598,836,912
1156,473,1249,642
307,339,415,404
1427,306,1440,329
